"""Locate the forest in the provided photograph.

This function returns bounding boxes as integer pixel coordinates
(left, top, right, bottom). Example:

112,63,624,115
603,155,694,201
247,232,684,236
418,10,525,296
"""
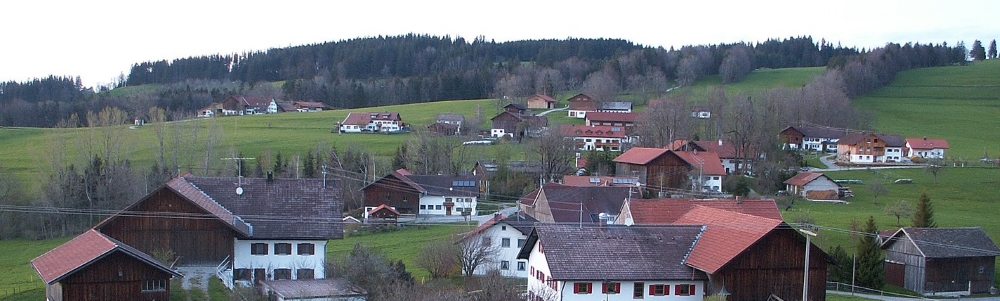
3,35,971,128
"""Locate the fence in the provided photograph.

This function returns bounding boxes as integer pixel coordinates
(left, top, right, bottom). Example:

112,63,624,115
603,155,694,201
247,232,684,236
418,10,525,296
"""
827,281,930,300
0,280,44,300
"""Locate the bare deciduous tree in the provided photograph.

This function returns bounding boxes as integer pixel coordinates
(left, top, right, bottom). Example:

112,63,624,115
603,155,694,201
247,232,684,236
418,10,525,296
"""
867,180,889,205
458,234,501,276
719,44,755,84
884,200,914,226
417,238,460,278
530,129,576,183
582,68,620,102
636,96,691,147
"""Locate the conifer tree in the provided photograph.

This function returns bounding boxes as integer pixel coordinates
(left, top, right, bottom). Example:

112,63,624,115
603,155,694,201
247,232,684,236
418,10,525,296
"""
303,151,316,178
827,245,854,283
912,192,937,228
988,40,997,59
855,216,884,289
970,40,987,61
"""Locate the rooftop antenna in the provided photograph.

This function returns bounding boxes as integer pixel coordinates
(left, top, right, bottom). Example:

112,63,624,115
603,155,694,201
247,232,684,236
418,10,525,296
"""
222,156,256,195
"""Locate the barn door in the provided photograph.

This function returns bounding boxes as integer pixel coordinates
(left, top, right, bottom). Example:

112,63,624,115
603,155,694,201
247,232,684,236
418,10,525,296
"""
885,262,905,286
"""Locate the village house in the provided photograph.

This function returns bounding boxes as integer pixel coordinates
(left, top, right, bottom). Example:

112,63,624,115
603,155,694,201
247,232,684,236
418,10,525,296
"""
427,113,465,136
561,175,640,187
614,199,831,301
837,132,906,164
674,140,761,175
585,111,638,129
527,94,558,109
31,229,183,301
198,96,266,117
362,169,480,217
613,148,726,196
690,105,712,119
518,224,707,301
518,183,635,224
882,227,1000,295
598,101,633,113
783,172,843,200
566,94,597,118
780,125,848,152
905,137,950,159
560,124,632,152
339,112,405,133
490,104,547,138
92,175,342,288
462,213,538,278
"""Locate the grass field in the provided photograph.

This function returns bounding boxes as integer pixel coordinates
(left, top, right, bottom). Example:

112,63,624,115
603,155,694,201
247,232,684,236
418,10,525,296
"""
327,223,474,281
0,237,70,300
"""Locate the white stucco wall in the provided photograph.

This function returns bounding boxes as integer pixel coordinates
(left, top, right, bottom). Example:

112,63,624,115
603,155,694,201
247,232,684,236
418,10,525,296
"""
234,239,327,280
418,195,477,216
568,110,588,118
557,280,703,301
476,222,529,278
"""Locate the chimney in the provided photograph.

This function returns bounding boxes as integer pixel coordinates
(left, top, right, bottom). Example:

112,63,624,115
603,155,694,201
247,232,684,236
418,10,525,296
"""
718,139,723,146
266,171,274,182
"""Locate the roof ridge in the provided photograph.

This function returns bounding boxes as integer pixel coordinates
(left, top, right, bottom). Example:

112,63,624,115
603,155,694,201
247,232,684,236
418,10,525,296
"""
184,178,240,220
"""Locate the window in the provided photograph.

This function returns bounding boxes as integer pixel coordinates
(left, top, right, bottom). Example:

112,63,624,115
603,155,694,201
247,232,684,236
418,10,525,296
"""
634,282,644,298
501,238,511,248
676,284,696,296
500,260,510,270
233,269,250,281
501,225,507,231
297,268,315,280
517,238,526,248
274,243,292,255
445,197,452,202
517,261,526,271
420,205,426,210
274,269,292,280
297,243,315,255
251,243,268,255
602,282,621,294
435,205,442,210
253,269,266,281
650,284,667,296
573,282,592,294
141,279,166,292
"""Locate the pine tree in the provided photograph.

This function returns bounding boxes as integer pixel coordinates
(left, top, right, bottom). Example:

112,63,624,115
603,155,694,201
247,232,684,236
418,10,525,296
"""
970,40,987,61
912,193,937,228
392,145,408,171
303,151,315,178
988,40,997,59
855,216,884,289
827,245,854,283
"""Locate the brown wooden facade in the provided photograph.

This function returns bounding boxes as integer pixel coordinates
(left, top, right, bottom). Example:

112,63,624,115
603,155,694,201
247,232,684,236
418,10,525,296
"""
780,127,805,147
97,189,236,266
615,151,690,195
48,251,174,301
705,228,829,301
884,234,997,294
490,111,523,134
362,174,421,214
837,133,888,161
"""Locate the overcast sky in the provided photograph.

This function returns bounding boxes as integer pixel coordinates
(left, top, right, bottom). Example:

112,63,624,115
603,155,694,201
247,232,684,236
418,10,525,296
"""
2,0,998,88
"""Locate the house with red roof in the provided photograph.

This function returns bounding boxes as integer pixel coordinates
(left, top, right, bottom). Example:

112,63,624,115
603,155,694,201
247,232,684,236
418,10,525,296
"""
518,224,707,301
339,112,405,133
836,132,906,163
609,200,831,301
518,183,635,224
613,148,726,195
527,94,558,109
585,111,638,129
31,229,183,301
560,124,632,152
905,137,949,159
362,169,480,216
561,175,640,187
675,140,762,175
780,125,848,152
784,172,842,199
94,175,343,288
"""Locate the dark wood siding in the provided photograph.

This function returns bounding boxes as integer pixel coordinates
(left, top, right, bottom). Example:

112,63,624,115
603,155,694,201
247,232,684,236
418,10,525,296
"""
780,128,804,147
363,175,421,214
491,112,522,133
925,257,996,294
711,229,829,301
97,189,235,265
58,251,173,301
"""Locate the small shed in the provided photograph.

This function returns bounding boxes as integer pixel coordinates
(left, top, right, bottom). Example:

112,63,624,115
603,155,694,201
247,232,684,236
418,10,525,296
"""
365,204,400,225
31,229,182,301
783,172,841,199
882,227,1000,295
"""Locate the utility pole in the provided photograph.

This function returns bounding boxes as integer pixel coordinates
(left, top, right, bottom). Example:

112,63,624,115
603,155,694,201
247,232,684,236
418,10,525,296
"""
800,229,817,301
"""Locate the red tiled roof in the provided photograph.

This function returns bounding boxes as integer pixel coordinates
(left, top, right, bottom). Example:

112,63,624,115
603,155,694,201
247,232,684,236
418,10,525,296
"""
32,229,180,284
673,151,726,175
368,204,401,216
905,138,950,150
624,198,782,224
560,124,627,139
518,187,542,206
342,112,401,126
676,206,783,274
613,147,669,165
783,172,833,187
562,175,640,187
586,112,638,123
691,140,739,158
666,139,688,150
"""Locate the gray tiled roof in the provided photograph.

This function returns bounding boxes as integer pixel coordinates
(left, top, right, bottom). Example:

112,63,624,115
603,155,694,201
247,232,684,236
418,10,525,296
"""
523,224,707,281
406,175,480,197
541,184,633,223
184,176,343,240
891,227,1000,258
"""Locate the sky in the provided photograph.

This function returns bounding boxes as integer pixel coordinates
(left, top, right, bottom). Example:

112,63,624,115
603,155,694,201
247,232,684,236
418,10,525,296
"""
2,0,998,88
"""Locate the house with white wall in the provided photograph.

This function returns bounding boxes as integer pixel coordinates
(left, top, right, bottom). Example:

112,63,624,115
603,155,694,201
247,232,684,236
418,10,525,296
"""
518,224,707,301
783,171,842,200
340,112,404,133
362,169,480,217
905,137,949,159
463,213,538,278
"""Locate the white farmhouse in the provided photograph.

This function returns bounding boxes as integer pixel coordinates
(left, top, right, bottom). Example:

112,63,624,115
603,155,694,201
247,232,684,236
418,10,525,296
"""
905,137,949,159
462,213,537,277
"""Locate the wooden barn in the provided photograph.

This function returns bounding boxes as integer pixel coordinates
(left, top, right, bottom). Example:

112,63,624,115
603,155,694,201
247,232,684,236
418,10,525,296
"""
612,147,699,196
361,169,425,214
32,229,182,301
882,227,1000,295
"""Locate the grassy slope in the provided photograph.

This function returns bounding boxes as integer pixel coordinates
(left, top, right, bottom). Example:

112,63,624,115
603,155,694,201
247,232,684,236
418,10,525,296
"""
0,237,70,300
327,224,472,281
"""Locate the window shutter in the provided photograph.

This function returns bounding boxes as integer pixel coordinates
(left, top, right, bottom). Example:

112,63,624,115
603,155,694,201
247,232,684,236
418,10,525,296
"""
616,283,621,293
690,284,697,295
602,282,607,294
649,285,655,295
675,284,682,295
587,283,593,294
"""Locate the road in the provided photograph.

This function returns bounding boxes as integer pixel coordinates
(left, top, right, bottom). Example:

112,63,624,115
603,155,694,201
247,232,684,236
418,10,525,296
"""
828,290,1000,301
